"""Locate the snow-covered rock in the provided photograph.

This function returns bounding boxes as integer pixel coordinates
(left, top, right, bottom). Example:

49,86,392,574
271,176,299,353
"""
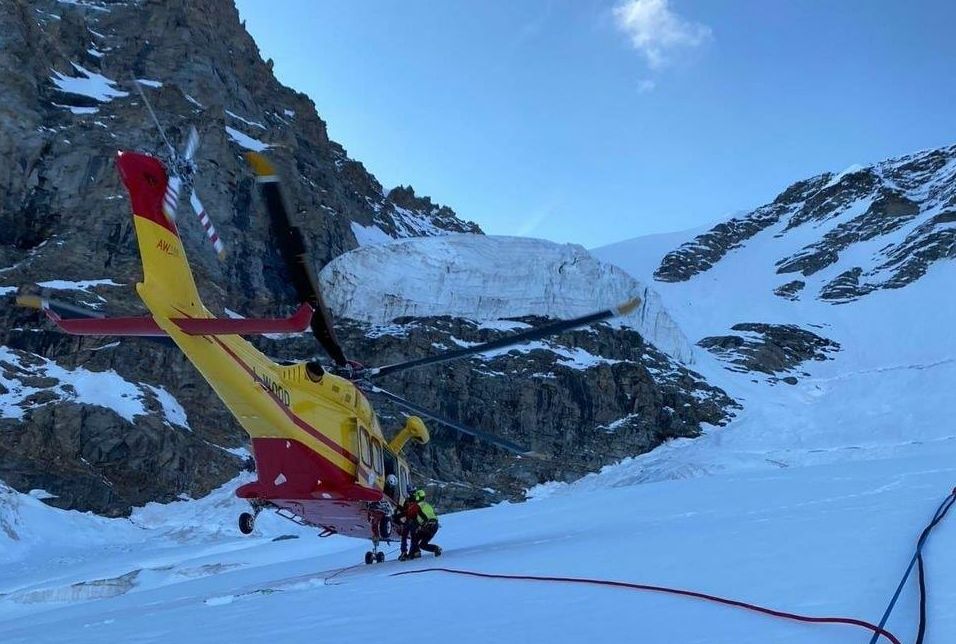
653,144,956,302
319,234,695,364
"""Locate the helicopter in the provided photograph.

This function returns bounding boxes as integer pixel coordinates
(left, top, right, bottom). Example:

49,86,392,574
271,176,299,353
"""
19,147,640,564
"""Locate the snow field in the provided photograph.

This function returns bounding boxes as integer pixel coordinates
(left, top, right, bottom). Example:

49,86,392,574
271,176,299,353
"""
0,451,953,643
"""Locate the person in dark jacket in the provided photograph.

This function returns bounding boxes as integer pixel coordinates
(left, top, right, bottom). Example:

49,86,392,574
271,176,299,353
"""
396,488,442,560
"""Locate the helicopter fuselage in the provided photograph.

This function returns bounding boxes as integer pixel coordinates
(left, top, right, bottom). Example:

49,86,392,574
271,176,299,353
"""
122,150,418,540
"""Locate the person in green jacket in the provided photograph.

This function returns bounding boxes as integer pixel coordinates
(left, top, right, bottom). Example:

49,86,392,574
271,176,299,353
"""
398,488,442,560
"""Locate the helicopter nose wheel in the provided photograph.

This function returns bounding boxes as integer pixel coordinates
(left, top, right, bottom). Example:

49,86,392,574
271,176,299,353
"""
365,542,387,564
364,550,387,564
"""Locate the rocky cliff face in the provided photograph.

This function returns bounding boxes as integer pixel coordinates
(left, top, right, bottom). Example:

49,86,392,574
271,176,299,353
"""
0,0,736,516
263,317,734,509
0,0,480,515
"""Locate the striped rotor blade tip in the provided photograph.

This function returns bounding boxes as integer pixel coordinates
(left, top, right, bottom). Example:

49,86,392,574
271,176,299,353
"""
190,191,227,259
163,176,182,221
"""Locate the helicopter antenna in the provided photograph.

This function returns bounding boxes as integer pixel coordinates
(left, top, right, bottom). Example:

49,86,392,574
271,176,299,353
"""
132,77,176,156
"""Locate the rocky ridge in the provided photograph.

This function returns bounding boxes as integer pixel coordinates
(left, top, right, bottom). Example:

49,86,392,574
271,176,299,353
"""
656,146,956,303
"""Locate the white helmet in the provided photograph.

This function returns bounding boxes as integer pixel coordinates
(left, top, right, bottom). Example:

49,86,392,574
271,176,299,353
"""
386,474,398,487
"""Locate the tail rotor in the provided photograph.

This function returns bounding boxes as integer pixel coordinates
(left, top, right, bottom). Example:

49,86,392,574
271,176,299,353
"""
134,80,226,259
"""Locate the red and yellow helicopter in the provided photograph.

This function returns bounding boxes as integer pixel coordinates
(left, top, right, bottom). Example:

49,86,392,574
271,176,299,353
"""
19,146,638,563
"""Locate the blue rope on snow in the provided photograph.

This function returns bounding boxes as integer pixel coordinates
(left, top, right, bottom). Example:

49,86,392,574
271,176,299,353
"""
868,489,956,644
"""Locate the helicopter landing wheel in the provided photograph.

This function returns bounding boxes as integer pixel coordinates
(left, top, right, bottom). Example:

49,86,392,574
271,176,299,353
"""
364,551,374,565
239,512,255,535
375,551,385,564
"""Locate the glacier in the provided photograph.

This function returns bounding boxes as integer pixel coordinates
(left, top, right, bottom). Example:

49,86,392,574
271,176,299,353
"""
319,234,695,364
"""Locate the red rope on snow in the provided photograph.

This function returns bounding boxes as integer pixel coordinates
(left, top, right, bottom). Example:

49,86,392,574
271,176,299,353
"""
390,567,902,644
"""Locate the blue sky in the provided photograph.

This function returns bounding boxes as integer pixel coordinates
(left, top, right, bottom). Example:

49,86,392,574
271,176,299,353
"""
235,0,956,248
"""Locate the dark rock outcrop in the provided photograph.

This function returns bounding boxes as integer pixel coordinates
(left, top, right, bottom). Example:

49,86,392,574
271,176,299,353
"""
319,317,737,508
773,280,805,300
698,323,840,381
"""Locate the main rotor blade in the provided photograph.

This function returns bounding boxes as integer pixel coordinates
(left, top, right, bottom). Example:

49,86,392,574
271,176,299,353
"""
367,298,640,380
367,385,544,459
182,125,200,161
246,152,349,366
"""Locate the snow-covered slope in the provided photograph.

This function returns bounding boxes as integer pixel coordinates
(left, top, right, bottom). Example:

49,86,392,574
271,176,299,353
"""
590,145,956,480
319,234,695,364
2,142,955,643
0,450,953,643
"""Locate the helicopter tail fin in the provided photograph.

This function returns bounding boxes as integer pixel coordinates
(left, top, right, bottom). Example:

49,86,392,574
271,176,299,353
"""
116,151,205,317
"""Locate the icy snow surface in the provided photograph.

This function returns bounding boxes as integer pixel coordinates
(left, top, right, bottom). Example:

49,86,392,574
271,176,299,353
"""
143,385,190,430
50,104,98,115
50,63,127,102
225,110,265,130
349,221,394,247
591,210,956,476
0,453,953,643
36,279,122,292
320,235,694,363
224,126,269,152
55,0,110,12
0,346,188,428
